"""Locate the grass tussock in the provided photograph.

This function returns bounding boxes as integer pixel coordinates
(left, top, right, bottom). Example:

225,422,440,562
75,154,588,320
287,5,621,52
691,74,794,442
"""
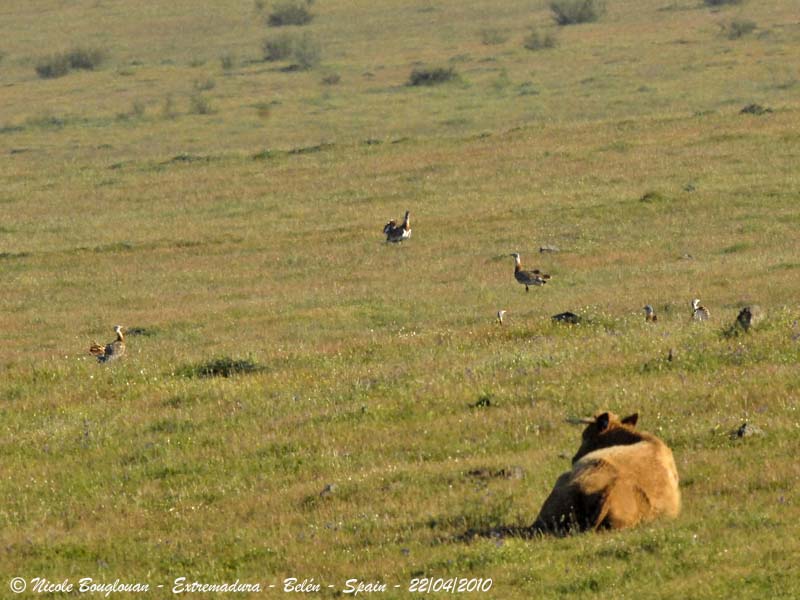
524,29,558,51
723,19,757,39
267,1,313,26
550,0,605,25
408,66,458,86
178,356,265,378
35,46,106,78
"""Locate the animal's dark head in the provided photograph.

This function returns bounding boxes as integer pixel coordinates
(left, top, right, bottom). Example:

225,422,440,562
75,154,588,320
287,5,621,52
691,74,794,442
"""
572,411,641,463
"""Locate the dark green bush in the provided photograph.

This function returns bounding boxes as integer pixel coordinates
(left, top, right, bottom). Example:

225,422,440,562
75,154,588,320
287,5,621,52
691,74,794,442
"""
408,66,457,86
263,32,295,61
66,47,106,70
550,0,605,25
267,1,313,26
179,357,264,378
35,54,71,78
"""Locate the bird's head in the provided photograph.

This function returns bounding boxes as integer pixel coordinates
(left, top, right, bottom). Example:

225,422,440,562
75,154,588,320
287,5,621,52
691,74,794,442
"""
643,305,654,315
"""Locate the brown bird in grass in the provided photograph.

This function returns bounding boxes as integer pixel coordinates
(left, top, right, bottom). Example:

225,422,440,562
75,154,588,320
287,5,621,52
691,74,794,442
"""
691,298,710,321
643,305,658,323
383,210,411,243
510,253,550,292
89,325,126,363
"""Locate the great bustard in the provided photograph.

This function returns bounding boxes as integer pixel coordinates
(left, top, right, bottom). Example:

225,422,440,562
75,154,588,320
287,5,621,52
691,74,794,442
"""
691,299,711,321
89,325,126,363
383,210,411,243
736,305,762,332
510,253,550,292
497,310,507,325
643,305,658,323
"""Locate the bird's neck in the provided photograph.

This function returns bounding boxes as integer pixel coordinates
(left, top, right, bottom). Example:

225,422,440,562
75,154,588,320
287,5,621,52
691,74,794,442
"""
116,330,124,342
402,212,410,229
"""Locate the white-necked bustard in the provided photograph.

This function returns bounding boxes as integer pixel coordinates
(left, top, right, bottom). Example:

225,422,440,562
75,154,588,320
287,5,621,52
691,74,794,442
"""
383,210,411,243
510,253,550,292
89,325,126,363
691,298,710,321
643,305,658,323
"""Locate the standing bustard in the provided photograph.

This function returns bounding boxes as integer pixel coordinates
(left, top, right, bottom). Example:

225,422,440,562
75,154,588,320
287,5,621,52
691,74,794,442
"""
691,299,711,321
89,325,126,363
643,305,658,322
383,210,411,243
510,253,550,292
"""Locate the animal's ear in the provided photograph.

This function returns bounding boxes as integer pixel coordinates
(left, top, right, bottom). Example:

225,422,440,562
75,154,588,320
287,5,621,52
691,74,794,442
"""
621,413,639,427
595,412,610,433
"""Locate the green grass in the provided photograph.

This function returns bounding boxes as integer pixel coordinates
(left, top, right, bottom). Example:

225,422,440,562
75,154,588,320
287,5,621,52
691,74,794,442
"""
2,0,800,598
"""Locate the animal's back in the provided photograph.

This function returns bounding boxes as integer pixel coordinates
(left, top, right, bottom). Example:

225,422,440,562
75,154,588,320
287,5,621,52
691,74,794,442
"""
532,435,680,534
573,439,680,528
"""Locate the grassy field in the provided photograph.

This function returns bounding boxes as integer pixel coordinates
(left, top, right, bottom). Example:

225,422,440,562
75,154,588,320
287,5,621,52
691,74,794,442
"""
1,0,799,597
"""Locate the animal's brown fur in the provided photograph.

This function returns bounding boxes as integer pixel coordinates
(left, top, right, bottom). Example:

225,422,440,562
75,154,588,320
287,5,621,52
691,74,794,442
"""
531,412,680,535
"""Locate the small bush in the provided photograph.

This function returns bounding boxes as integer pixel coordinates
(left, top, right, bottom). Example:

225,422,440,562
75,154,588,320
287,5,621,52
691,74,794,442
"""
724,19,756,39
408,66,457,86
189,93,214,115
66,46,106,70
292,32,321,70
480,29,508,46
321,72,341,85
524,29,558,50
550,0,605,25
179,357,264,378
220,53,236,71
35,54,71,79
704,0,742,5
740,103,772,115
267,1,313,26
263,32,295,61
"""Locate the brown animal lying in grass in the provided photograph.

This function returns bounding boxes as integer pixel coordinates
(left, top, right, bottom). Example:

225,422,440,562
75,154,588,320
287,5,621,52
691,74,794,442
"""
532,412,680,535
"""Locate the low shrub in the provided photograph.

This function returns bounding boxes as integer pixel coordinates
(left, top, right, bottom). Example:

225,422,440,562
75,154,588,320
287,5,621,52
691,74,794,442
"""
179,357,264,378
524,29,558,50
263,32,295,61
66,46,106,70
292,32,321,70
704,0,742,5
724,19,756,39
35,46,106,78
408,66,457,86
550,0,605,25
267,1,313,26
35,54,71,78
220,53,236,71
189,93,214,115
